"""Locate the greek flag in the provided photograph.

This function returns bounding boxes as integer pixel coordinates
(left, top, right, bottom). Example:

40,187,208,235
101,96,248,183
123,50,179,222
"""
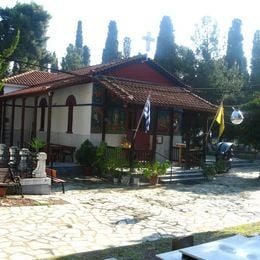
143,95,151,132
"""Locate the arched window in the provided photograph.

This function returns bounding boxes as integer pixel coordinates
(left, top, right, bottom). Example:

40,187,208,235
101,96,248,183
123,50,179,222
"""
66,95,76,133
39,98,47,131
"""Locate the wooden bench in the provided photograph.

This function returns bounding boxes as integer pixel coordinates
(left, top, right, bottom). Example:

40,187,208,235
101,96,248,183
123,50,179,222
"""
0,167,23,197
46,168,66,193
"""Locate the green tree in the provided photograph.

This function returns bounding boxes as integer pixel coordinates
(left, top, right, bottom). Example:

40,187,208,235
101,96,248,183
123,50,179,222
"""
250,30,260,90
191,17,244,103
191,16,219,62
225,19,248,76
154,16,177,73
61,20,90,70
123,37,131,59
0,3,52,73
175,45,197,85
82,45,90,66
210,59,244,97
61,44,83,71
50,51,59,72
239,93,260,149
75,20,83,49
102,20,119,63
0,29,19,89
191,16,220,101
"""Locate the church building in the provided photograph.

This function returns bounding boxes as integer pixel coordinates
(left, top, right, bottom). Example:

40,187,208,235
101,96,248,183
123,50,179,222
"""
0,55,216,167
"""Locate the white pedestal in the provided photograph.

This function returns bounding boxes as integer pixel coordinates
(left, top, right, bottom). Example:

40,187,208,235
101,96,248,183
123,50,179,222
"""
20,177,51,195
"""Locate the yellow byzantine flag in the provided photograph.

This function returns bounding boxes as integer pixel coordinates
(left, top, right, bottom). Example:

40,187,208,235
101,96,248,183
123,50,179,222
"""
215,103,225,138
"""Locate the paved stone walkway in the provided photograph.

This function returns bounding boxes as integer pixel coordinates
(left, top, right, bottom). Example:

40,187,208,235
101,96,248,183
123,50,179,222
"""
0,167,260,259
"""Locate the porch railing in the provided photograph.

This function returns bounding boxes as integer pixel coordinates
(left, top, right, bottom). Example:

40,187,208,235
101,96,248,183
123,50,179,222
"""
106,146,152,164
172,146,203,168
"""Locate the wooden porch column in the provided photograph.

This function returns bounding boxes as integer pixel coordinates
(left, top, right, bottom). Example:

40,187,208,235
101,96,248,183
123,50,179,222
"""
169,108,174,161
31,96,39,139
20,98,26,147
101,89,108,142
151,107,158,161
10,99,16,146
0,101,2,142
46,91,54,164
202,113,209,162
1,101,6,143
184,112,192,170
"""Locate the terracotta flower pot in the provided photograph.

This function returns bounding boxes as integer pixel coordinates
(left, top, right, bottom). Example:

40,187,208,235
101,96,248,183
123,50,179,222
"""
149,176,159,185
0,186,7,197
82,166,93,176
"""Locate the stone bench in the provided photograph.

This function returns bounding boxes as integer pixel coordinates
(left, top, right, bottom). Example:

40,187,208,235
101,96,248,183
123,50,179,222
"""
46,168,66,193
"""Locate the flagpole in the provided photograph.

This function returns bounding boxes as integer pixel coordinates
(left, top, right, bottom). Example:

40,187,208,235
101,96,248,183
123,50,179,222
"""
133,110,145,141
205,98,224,142
132,93,151,142
129,93,151,169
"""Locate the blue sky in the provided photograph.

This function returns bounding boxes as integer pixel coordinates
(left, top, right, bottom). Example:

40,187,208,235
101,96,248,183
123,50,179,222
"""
1,0,260,67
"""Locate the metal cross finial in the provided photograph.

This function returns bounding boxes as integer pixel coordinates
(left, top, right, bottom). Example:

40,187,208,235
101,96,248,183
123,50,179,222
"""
142,32,155,52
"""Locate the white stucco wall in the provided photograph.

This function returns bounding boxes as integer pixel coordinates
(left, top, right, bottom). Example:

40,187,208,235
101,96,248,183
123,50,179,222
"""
3,83,95,149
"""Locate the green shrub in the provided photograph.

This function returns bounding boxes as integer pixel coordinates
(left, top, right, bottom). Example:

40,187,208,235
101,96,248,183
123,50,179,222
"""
75,139,96,167
201,163,217,177
143,160,169,178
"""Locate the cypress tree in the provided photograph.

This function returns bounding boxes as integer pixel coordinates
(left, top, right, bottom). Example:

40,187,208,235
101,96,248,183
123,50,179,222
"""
102,20,119,64
225,19,247,75
50,51,59,72
61,21,90,70
75,20,83,49
83,45,90,66
250,30,260,89
123,37,131,59
154,16,177,73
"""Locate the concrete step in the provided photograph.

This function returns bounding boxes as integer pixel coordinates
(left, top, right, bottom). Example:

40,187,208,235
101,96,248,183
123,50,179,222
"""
160,170,206,183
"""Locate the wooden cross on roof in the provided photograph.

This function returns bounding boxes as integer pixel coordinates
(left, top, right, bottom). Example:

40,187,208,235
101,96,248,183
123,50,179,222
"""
142,32,155,52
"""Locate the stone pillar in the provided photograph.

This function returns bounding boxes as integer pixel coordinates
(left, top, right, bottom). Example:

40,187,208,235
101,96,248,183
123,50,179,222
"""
32,152,47,178
0,144,9,167
9,146,19,176
9,146,19,165
18,148,30,178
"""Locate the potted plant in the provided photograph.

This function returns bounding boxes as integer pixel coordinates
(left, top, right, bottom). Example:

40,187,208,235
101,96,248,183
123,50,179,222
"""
201,163,217,180
75,139,96,175
28,137,46,153
93,141,108,176
143,160,169,185
28,137,47,169
106,147,129,184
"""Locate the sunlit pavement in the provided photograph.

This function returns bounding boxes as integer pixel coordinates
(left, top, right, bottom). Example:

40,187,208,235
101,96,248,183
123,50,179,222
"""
0,167,260,259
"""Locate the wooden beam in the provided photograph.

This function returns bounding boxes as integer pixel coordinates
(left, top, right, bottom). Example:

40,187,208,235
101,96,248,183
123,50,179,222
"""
20,98,26,147
31,96,39,139
151,107,158,161
46,91,54,164
101,89,108,142
1,101,6,143
169,108,174,161
10,99,15,146
202,113,209,162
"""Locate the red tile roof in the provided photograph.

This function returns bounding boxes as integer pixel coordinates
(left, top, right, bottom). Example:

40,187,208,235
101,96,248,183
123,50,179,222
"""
1,75,90,99
3,70,58,87
97,77,216,113
1,55,216,113
3,55,149,87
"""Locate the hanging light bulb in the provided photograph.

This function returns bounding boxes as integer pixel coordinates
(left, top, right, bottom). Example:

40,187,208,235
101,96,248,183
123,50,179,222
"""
231,107,244,125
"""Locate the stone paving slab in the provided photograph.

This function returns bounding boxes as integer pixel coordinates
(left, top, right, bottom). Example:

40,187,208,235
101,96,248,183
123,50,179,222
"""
0,167,260,259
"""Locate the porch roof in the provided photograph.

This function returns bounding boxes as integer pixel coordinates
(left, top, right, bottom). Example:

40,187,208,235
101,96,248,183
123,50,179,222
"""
0,75,91,99
97,76,217,113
